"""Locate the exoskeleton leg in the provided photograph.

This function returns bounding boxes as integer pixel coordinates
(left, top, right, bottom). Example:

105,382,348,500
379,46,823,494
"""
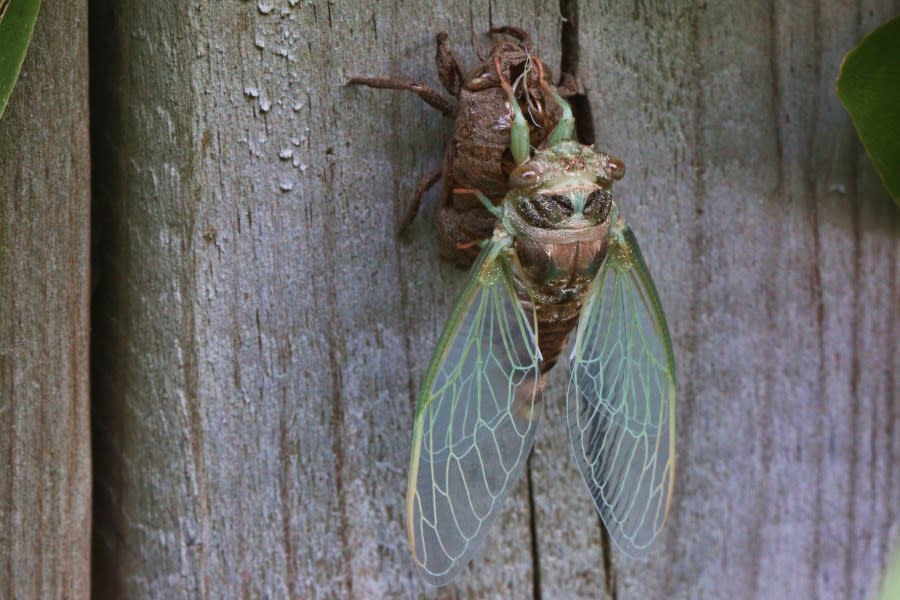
494,56,531,166
556,71,581,98
435,32,463,97
347,77,456,118
489,26,533,49
398,166,442,233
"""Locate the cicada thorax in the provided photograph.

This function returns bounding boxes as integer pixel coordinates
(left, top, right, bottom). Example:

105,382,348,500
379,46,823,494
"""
434,36,568,267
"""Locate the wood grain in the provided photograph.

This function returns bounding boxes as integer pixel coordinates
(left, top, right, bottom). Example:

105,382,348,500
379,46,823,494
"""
0,2,92,598
89,1,899,598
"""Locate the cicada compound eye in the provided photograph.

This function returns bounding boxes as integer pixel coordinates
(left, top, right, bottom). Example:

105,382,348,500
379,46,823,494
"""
606,156,626,181
509,163,543,188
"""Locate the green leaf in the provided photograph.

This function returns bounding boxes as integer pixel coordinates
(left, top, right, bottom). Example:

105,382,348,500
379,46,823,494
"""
837,15,900,206
0,0,41,120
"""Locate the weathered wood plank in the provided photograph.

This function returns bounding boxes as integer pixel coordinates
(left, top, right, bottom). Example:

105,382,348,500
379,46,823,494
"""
90,2,561,598
90,0,899,598
0,2,92,598
533,1,900,598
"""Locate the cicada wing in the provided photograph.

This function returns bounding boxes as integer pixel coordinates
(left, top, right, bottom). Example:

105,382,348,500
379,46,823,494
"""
567,223,676,557
407,237,542,586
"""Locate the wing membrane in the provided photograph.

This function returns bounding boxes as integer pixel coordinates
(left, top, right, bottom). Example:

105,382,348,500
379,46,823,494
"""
407,237,542,586
567,222,676,557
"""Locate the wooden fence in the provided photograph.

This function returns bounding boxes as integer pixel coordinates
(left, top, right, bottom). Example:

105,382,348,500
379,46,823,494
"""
1,1,898,598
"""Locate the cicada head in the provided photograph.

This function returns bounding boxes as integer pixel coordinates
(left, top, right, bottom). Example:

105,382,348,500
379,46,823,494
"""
505,141,626,230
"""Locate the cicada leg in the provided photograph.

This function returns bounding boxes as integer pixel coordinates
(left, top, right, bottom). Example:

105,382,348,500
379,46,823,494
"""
435,32,464,97
346,77,457,118
556,71,581,98
534,58,575,144
494,56,531,166
489,26,533,50
453,187,503,219
397,166,443,233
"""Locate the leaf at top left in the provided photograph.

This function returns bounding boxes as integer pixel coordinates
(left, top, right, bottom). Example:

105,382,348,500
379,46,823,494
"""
0,0,42,121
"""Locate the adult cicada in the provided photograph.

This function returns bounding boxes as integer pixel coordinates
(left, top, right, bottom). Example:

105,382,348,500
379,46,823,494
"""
351,30,675,587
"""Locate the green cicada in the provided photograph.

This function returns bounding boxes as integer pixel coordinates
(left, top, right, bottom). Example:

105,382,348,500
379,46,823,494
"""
405,55,676,586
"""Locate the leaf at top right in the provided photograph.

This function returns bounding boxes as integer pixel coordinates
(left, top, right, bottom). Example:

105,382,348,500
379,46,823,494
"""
836,15,900,206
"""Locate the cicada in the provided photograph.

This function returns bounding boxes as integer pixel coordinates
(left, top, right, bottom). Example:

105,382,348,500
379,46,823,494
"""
352,30,675,587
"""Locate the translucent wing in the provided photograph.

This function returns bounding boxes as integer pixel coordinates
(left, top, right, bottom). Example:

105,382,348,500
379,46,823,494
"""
567,221,676,557
407,236,542,586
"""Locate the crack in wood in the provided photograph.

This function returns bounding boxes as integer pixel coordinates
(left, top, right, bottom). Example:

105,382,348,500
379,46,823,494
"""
559,0,595,146
599,524,617,600
527,457,542,600
326,301,354,598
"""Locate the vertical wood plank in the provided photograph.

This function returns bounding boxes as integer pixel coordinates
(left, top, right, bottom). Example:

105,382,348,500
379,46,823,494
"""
0,2,92,598
539,0,900,598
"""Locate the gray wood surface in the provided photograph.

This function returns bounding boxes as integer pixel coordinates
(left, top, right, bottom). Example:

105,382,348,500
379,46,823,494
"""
0,2,92,599
89,1,900,598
